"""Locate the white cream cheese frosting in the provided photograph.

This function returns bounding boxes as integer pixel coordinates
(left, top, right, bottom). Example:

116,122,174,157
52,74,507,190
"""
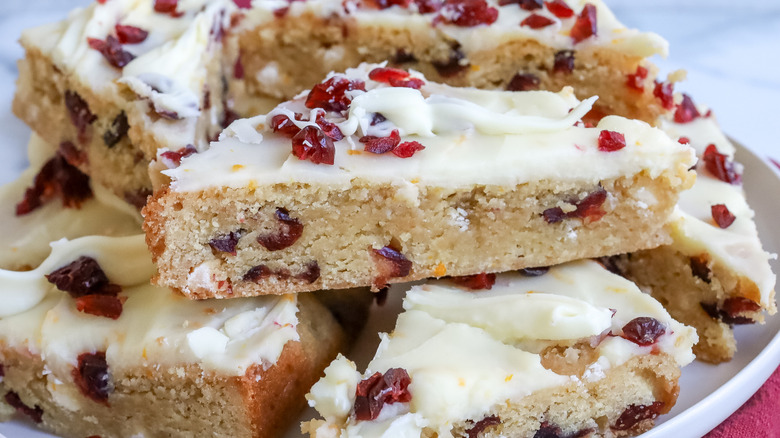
660,113,776,310
167,63,694,192
307,260,697,437
0,134,141,271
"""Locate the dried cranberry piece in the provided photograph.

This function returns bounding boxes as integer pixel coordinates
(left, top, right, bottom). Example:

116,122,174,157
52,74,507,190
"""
75,295,124,320
233,55,244,79
544,0,573,18
367,0,412,9
243,264,274,282
520,13,555,29
626,65,648,91
360,130,401,154
45,256,121,298
507,72,540,91
154,0,182,16
677,136,690,145
572,186,607,221
432,46,469,77
533,422,564,438
222,108,240,128
297,261,321,283
393,141,425,158
439,0,498,27
722,297,761,317
160,144,197,167
59,141,87,167
353,368,412,421
414,0,443,12
598,130,626,152
271,114,302,138
519,266,549,276
711,204,736,228
497,0,542,10
394,49,418,63
315,114,344,140
257,208,304,251
87,36,135,69
653,81,675,110
452,272,496,290
305,76,366,112
542,207,565,224
233,0,252,8
64,90,97,143
243,263,318,283
4,391,43,423
368,67,425,89
0,364,4,378
612,402,664,430
570,3,597,43
702,297,760,325
371,246,413,287
553,50,574,74
673,94,700,124
466,415,501,438
115,24,149,44
689,255,710,283
103,111,129,148
15,153,92,216
371,113,387,125
291,125,336,165
702,144,741,184
72,352,112,405
621,317,666,346
209,229,246,256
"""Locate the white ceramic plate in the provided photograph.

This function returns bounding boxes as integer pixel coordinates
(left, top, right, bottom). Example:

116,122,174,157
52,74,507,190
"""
1,141,778,438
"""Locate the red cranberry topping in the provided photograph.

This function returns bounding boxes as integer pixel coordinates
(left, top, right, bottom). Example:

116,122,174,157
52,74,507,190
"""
613,402,664,430
315,114,345,140
368,67,425,89
466,415,501,438
439,0,498,27
371,246,413,287
393,141,425,158
553,50,574,74
291,125,336,165
452,272,496,290
598,130,626,152
154,0,182,16
673,94,701,124
702,144,741,184
626,65,648,91
519,266,549,276
498,0,542,9
209,229,246,256
305,76,366,113
64,90,97,143
15,153,92,216
570,3,597,44
271,114,302,138
233,0,252,8
4,391,43,423
544,0,573,18
677,136,690,145
621,317,665,346
414,0,443,13
115,24,148,44
653,81,675,110
353,368,412,421
711,204,736,228
689,255,711,283
72,352,112,405
160,144,197,168
520,13,555,29
103,111,129,148
360,130,401,154
433,46,470,77
75,295,124,320
45,256,121,298
87,36,135,69
507,72,540,91
257,208,304,251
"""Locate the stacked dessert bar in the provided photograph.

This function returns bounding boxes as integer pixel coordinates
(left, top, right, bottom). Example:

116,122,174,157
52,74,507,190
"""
1,0,775,437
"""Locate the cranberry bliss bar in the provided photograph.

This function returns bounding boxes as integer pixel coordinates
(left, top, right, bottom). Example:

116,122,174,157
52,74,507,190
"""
606,97,777,363
303,260,697,438
143,64,696,299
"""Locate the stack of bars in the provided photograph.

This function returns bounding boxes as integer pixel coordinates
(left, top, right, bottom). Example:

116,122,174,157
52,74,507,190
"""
0,0,775,437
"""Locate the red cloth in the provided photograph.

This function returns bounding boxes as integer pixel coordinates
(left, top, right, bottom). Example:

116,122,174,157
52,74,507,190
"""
704,365,780,438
